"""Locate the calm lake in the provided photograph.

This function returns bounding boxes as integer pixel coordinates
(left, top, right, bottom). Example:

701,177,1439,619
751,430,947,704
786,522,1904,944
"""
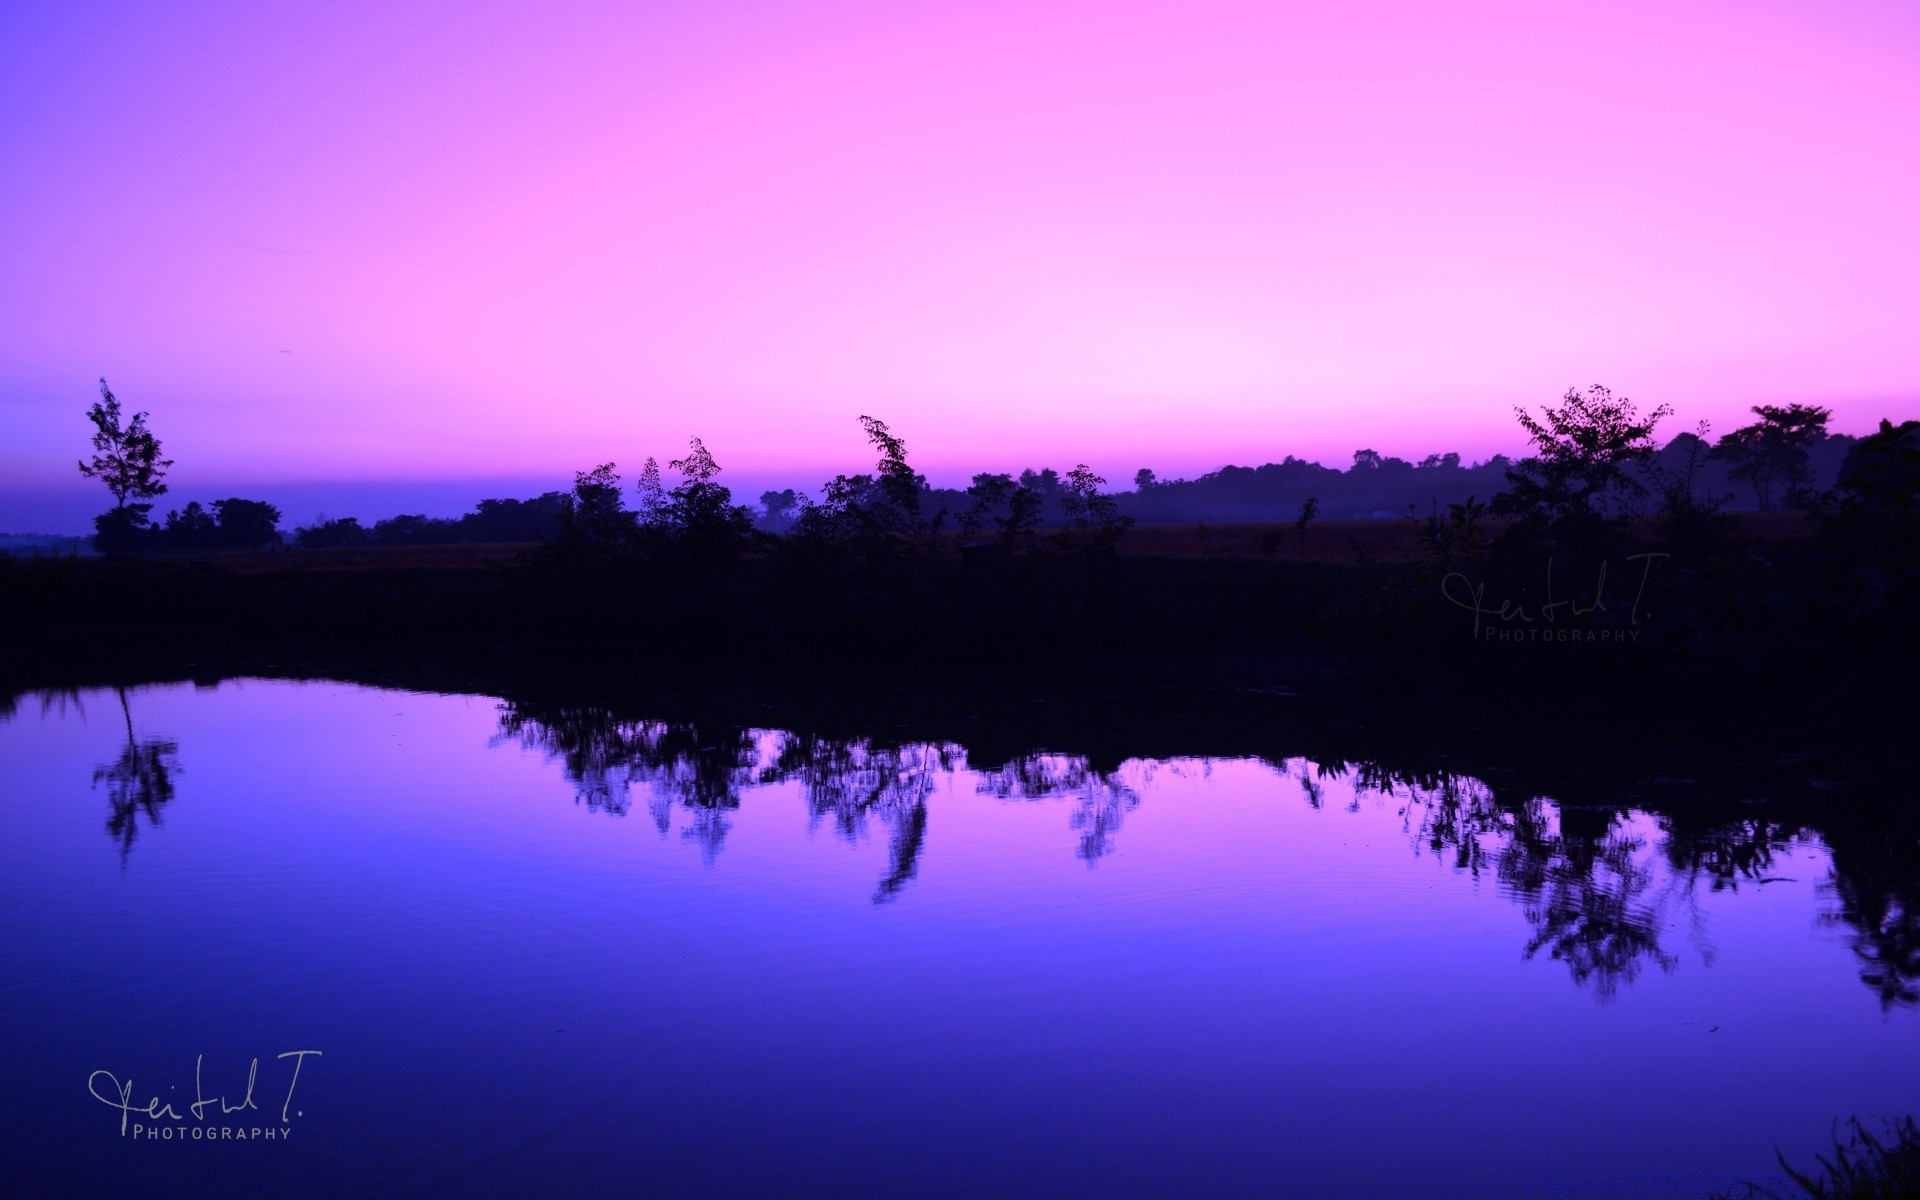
3,678,1915,1198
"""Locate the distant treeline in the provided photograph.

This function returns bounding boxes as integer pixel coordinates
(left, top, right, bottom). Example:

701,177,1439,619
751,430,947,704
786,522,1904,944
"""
299,427,1867,547
293,494,567,548
1111,429,1860,525
271,427,1861,548
64,373,1881,551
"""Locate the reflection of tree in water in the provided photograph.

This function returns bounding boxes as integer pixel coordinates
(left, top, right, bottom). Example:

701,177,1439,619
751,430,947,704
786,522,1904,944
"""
494,703,760,862
1819,817,1920,1010
91,687,181,863
1316,760,1812,1000
495,703,954,895
975,755,1143,864
761,734,954,902
491,701,1919,1004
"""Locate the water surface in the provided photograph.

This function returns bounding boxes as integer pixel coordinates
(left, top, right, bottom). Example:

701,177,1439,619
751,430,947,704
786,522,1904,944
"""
2,679,1914,1197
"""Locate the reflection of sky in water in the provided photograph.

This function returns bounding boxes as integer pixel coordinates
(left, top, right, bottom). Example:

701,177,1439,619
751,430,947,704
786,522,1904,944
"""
2,680,1914,1199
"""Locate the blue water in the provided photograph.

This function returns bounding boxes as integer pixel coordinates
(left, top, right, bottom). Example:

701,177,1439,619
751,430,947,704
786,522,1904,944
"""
1,679,1912,1197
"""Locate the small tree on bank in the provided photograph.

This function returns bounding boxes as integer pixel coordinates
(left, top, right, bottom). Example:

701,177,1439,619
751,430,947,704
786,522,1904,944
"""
556,462,634,553
666,437,754,556
1492,384,1669,558
1060,465,1133,549
78,378,173,552
794,416,939,550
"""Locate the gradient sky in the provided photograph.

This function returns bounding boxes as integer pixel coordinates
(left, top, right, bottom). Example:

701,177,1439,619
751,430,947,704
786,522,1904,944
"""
4,0,1919,526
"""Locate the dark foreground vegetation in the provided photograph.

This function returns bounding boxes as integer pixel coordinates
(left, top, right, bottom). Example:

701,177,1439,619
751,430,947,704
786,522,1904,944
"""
1763,1119,1920,1199
14,387,1917,748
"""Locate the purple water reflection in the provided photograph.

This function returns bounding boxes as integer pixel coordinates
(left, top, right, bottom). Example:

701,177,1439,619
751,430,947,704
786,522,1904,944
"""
1,680,1912,1197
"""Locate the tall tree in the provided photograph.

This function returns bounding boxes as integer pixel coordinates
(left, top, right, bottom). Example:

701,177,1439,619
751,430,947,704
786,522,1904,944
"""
859,414,927,534
78,378,173,551
667,437,752,554
1711,403,1832,510
1493,385,1671,522
1061,464,1133,546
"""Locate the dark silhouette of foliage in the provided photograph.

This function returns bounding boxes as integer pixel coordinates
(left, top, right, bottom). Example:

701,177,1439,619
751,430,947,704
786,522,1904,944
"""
1495,385,1670,521
1714,403,1833,511
460,494,566,542
960,472,1043,550
1408,494,1488,571
1769,1117,1920,1199
794,416,938,550
79,378,173,552
292,494,563,549
1059,464,1132,548
1818,419,1920,619
209,498,282,548
1491,384,1671,562
295,516,371,548
665,437,754,556
1294,496,1319,540
758,488,800,532
163,500,217,546
1646,422,1731,560
105,495,288,552
368,514,456,546
555,462,636,553
861,415,926,533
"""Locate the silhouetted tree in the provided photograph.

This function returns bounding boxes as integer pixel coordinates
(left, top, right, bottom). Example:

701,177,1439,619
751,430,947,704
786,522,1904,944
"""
759,488,800,531
1410,494,1488,571
1294,496,1319,548
1060,464,1132,548
666,437,753,556
861,415,928,534
962,473,1013,537
634,457,668,531
793,417,935,550
557,461,635,552
78,378,173,552
462,493,565,542
961,472,1042,549
1823,418,1920,616
1492,384,1670,558
1019,467,1061,499
211,498,282,549
370,513,458,546
1712,403,1832,510
163,500,218,547
294,516,370,548
1648,421,1728,558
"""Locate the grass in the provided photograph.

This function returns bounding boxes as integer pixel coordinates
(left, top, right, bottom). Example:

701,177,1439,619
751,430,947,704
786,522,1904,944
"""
1757,1118,1920,1199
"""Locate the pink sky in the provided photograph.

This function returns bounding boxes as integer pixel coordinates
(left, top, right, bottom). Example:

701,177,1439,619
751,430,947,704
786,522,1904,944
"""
3,0,1918,514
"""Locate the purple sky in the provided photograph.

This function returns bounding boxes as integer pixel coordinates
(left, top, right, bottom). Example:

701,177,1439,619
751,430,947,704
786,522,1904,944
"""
4,0,1918,528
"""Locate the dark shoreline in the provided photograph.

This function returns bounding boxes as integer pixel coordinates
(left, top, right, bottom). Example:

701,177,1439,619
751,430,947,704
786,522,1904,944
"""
4,545,1911,796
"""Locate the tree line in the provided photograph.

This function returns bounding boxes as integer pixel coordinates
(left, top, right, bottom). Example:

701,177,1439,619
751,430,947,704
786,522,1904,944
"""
72,377,1910,558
